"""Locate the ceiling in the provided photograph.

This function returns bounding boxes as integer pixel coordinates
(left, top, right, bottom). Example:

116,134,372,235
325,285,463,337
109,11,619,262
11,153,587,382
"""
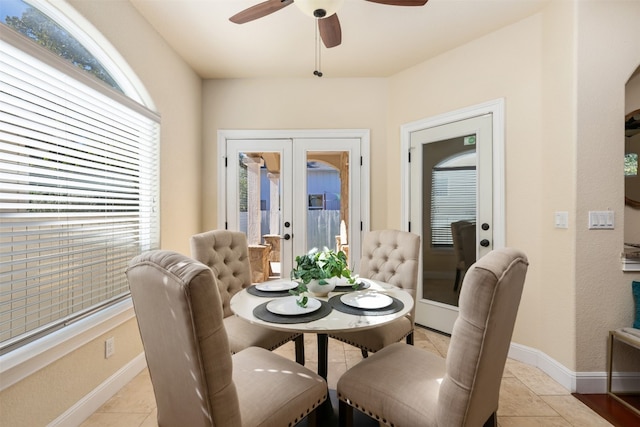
129,0,550,79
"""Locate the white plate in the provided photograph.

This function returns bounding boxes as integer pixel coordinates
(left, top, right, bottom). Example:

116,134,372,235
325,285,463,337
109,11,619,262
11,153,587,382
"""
340,291,393,309
255,281,299,292
266,296,321,315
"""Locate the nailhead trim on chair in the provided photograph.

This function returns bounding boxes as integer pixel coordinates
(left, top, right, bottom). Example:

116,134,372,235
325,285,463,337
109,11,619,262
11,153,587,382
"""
266,334,302,351
287,394,327,427
329,329,413,353
227,333,301,355
338,394,393,427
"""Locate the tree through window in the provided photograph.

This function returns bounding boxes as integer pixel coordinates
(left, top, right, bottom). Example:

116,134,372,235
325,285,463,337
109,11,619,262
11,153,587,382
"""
1,0,122,92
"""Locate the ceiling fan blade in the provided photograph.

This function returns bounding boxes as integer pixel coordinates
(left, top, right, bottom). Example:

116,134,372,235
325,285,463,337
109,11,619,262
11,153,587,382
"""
365,0,428,6
318,14,342,48
230,0,294,24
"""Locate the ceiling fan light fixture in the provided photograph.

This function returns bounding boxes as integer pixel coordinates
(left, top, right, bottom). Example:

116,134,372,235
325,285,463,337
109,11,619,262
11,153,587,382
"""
295,0,344,19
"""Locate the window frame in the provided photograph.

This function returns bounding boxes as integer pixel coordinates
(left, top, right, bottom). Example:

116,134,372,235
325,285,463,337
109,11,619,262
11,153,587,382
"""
0,2,158,390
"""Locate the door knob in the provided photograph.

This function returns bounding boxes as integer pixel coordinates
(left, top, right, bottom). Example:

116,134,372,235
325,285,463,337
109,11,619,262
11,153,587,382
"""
481,223,490,231
281,233,291,240
480,239,490,247
284,221,291,228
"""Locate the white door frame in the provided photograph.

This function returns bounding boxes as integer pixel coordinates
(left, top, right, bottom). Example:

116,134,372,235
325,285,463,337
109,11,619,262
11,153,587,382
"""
400,99,505,330
217,129,371,271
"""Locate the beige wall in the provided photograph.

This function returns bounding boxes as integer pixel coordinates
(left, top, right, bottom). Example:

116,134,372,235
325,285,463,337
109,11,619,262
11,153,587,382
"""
201,78,388,231
1,320,143,426
0,1,202,425
387,10,566,361
575,0,640,372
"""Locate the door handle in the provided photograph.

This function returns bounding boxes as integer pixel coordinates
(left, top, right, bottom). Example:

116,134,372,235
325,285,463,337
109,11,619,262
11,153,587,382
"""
480,239,490,247
281,233,291,240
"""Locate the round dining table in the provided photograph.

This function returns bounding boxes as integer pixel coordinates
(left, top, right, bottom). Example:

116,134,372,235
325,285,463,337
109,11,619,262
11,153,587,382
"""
229,278,414,380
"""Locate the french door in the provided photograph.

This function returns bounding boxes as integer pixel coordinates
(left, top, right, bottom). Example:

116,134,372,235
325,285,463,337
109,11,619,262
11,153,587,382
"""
220,130,369,281
405,101,504,334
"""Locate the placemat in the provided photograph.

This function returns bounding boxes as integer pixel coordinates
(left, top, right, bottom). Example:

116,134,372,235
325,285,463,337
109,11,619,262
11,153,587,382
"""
247,284,300,298
328,294,404,316
334,281,370,292
253,300,333,324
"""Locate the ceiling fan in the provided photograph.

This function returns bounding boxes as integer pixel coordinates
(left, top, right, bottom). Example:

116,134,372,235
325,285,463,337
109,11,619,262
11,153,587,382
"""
230,0,429,49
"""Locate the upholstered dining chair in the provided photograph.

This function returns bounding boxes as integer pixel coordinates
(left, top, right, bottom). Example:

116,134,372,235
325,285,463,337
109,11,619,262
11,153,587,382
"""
190,229,304,364
337,247,529,427
126,250,327,427
329,229,420,357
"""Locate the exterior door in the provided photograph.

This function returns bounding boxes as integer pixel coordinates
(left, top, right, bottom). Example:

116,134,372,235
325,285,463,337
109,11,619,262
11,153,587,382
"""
221,131,368,282
409,111,500,334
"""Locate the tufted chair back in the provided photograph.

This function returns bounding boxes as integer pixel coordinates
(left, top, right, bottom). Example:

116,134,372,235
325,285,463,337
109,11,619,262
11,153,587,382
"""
126,250,241,426
359,229,420,307
190,230,252,318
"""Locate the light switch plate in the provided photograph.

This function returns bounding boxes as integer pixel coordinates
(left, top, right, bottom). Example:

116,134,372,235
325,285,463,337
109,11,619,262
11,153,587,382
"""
588,211,614,229
554,211,568,229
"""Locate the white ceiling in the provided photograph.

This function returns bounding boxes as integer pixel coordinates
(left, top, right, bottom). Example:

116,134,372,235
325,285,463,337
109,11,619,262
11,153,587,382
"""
129,0,549,79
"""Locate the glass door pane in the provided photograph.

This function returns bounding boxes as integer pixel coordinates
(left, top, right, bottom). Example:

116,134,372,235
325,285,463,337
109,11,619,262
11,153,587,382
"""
422,140,477,307
304,151,350,264
226,140,292,282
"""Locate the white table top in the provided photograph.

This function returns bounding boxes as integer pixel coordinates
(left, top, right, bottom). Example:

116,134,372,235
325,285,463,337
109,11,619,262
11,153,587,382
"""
230,279,414,334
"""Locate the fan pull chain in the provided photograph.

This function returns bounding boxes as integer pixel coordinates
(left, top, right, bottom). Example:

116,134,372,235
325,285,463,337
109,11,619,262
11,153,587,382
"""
313,20,323,77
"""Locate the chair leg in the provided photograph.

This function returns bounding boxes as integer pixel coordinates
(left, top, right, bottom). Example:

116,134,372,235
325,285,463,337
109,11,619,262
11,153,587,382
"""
406,331,414,345
482,412,497,427
339,400,354,427
360,348,368,358
294,334,305,365
306,407,318,427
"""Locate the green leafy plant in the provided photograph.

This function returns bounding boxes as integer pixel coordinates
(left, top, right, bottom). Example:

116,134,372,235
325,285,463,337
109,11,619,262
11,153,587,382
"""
289,247,354,306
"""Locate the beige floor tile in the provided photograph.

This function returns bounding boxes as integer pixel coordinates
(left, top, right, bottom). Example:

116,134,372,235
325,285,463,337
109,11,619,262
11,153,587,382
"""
80,412,150,427
498,416,573,426
497,377,559,417
344,348,365,369
541,395,614,427
98,370,156,414
423,328,451,357
139,409,158,427
505,359,571,395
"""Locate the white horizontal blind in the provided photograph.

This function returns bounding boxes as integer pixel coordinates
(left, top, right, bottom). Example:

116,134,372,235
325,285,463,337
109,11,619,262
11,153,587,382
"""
0,38,160,351
430,167,476,246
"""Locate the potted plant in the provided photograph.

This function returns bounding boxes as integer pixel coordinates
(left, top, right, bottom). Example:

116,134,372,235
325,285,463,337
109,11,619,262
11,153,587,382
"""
290,247,354,305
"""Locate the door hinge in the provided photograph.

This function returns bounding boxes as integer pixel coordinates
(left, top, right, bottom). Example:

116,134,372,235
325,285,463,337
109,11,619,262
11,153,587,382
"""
408,151,411,163
408,221,411,232
224,222,228,230
360,221,363,231
360,156,363,166
224,157,227,168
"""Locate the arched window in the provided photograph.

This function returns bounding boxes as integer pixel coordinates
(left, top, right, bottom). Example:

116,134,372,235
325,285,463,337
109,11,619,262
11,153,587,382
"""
0,0,160,353
430,151,476,246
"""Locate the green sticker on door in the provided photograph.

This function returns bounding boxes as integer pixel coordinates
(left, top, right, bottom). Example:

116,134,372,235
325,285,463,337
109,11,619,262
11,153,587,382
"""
464,135,476,146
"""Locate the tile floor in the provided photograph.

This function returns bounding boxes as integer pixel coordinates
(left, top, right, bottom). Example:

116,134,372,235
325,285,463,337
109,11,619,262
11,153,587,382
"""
81,327,612,427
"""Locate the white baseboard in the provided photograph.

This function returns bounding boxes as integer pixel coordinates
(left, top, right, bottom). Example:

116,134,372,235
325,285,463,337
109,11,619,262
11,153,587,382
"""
508,342,640,394
48,353,147,427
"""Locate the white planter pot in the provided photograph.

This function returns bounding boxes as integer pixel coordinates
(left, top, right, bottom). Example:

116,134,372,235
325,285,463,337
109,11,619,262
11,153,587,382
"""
306,278,336,297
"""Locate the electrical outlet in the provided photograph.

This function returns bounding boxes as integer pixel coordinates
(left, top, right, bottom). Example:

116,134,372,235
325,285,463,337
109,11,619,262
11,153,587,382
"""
105,337,115,359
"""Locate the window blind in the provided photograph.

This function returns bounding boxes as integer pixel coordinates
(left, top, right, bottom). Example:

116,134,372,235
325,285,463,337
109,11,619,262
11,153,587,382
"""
0,37,160,352
430,167,476,246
